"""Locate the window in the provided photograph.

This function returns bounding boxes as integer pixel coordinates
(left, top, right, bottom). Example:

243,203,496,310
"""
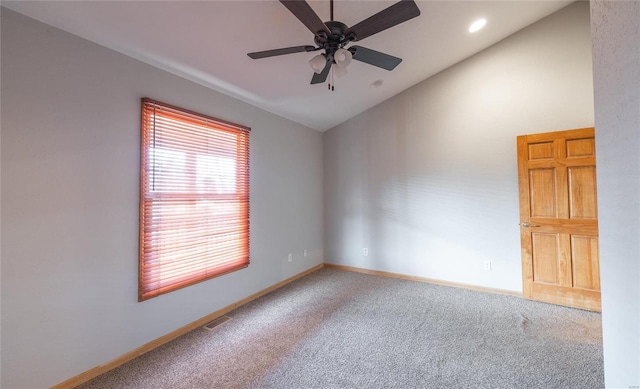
139,98,250,301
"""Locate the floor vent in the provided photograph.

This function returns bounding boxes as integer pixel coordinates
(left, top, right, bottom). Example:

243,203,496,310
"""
203,316,232,331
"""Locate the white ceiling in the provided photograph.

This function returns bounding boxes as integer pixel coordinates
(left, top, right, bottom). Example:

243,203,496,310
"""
4,0,573,131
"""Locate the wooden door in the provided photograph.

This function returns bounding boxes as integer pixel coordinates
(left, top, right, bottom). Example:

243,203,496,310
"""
517,128,600,311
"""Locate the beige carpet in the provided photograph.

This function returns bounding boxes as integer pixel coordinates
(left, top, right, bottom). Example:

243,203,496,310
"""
78,267,603,388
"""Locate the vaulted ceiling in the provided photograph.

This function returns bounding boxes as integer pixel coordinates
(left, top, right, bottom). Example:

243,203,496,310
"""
4,1,573,131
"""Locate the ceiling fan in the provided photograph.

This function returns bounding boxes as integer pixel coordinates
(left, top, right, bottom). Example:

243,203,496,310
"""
248,0,421,85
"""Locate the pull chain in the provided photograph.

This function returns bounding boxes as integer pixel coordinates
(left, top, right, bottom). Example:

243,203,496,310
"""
331,66,334,91
328,65,335,91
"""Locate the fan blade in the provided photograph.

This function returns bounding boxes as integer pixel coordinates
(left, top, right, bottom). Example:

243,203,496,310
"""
345,0,420,42
311,60,331,84
248,45,316,59
280,0,330,36
350,46,402,70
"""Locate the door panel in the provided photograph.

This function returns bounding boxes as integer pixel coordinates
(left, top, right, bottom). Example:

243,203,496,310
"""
571,235,600,290
529,141,555,159
517,128,601,311
566,138,595,157
529,169,557,218
568,166,598,219
532,233,559,284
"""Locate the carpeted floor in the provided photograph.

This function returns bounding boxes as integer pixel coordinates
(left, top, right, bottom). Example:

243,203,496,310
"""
78,267,604,388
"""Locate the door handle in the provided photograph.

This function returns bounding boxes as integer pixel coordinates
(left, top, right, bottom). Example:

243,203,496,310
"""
521,222,540,228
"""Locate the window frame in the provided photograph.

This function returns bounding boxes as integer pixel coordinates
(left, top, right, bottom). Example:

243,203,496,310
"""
139,98,250,301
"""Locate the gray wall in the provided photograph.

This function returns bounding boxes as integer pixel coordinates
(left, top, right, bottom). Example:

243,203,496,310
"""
324,1,594,292
591,1,640,387
0,9,323,388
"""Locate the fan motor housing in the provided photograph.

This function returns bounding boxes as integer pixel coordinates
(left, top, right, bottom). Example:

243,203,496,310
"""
317,22,349,44
316,21,351,61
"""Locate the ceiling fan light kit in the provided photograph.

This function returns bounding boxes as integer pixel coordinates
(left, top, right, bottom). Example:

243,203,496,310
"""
248,0,421,87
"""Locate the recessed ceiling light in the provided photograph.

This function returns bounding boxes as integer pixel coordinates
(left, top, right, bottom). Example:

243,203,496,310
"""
370,79,383,88
469,18,487,33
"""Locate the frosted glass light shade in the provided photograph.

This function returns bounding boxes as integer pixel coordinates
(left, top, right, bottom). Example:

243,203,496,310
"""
334,48,352,68
309,54,326,74
333,64,348,78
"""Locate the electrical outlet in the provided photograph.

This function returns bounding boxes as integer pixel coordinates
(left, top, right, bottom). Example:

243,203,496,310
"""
483,260,491,271
363,248,369,257
288,253,293,262
303,249,308,257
